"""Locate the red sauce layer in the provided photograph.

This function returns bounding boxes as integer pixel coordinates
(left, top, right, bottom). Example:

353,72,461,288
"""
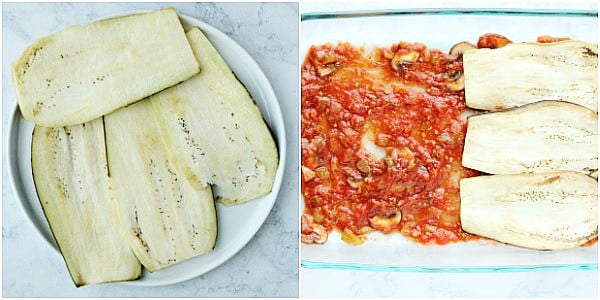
301,41,479,245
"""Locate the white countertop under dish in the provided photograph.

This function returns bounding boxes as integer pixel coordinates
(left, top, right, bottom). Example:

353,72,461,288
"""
2,2,299,297
301,268,598,297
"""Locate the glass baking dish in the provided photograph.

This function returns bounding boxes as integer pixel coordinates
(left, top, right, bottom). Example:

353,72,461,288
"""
300,7,598,272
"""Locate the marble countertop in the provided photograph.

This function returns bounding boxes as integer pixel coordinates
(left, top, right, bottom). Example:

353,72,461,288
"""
301,268,597,297
300,0,598,298
2,2,298,297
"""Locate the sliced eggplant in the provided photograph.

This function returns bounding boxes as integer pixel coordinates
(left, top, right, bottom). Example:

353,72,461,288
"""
12,8,200,127
32,119,141,286
149,28,279,205
462,101,598,177
104,100,217,272
463,41,598,111
460,171,598,250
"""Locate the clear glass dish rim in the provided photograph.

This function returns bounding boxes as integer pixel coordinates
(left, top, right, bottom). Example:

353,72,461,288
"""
301,260,598,273
300,7,598,273
302,7,598,21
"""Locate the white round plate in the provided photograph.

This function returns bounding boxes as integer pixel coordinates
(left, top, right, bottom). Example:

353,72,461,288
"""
7,12,286,287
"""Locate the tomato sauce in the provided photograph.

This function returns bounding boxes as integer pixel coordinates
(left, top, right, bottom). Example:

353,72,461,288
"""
301,41,480,245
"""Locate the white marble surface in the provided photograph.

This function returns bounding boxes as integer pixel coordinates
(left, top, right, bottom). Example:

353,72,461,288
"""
301,268,598,297
2,2,298,297
300,0,598,298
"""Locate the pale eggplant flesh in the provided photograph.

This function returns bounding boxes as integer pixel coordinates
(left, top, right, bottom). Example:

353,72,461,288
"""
460,171,598,250
463,41,598,112
150,28,279,205
104,100,217,272
12,8,200,127
462,101,598,177
31,119,141,286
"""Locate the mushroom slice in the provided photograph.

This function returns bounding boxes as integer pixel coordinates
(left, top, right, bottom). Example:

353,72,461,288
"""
460,171,598,250
446,73,464,91
449,41,477,56
356,159,371,174
369,211,402,232
301,214,328,244
391,50,420,71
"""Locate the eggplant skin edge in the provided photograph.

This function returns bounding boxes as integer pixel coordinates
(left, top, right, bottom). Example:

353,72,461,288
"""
30,126,87,286
465,99,597,120
31,125,142,287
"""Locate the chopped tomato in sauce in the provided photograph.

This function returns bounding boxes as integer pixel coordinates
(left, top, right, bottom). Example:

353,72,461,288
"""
477,33,512,49
536,35,571,43
301,41,480,245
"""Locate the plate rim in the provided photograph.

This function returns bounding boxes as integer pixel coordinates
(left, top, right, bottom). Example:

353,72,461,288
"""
7,10,287,287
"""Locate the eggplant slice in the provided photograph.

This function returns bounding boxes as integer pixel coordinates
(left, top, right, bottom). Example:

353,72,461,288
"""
460,171,598,250
463,41,598,112
104,100,217,272
462,101,598,177
12,8,199,127
149,28,279,205
32,119,141,286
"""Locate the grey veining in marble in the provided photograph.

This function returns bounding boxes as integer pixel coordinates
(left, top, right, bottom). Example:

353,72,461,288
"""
2,2,298,297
